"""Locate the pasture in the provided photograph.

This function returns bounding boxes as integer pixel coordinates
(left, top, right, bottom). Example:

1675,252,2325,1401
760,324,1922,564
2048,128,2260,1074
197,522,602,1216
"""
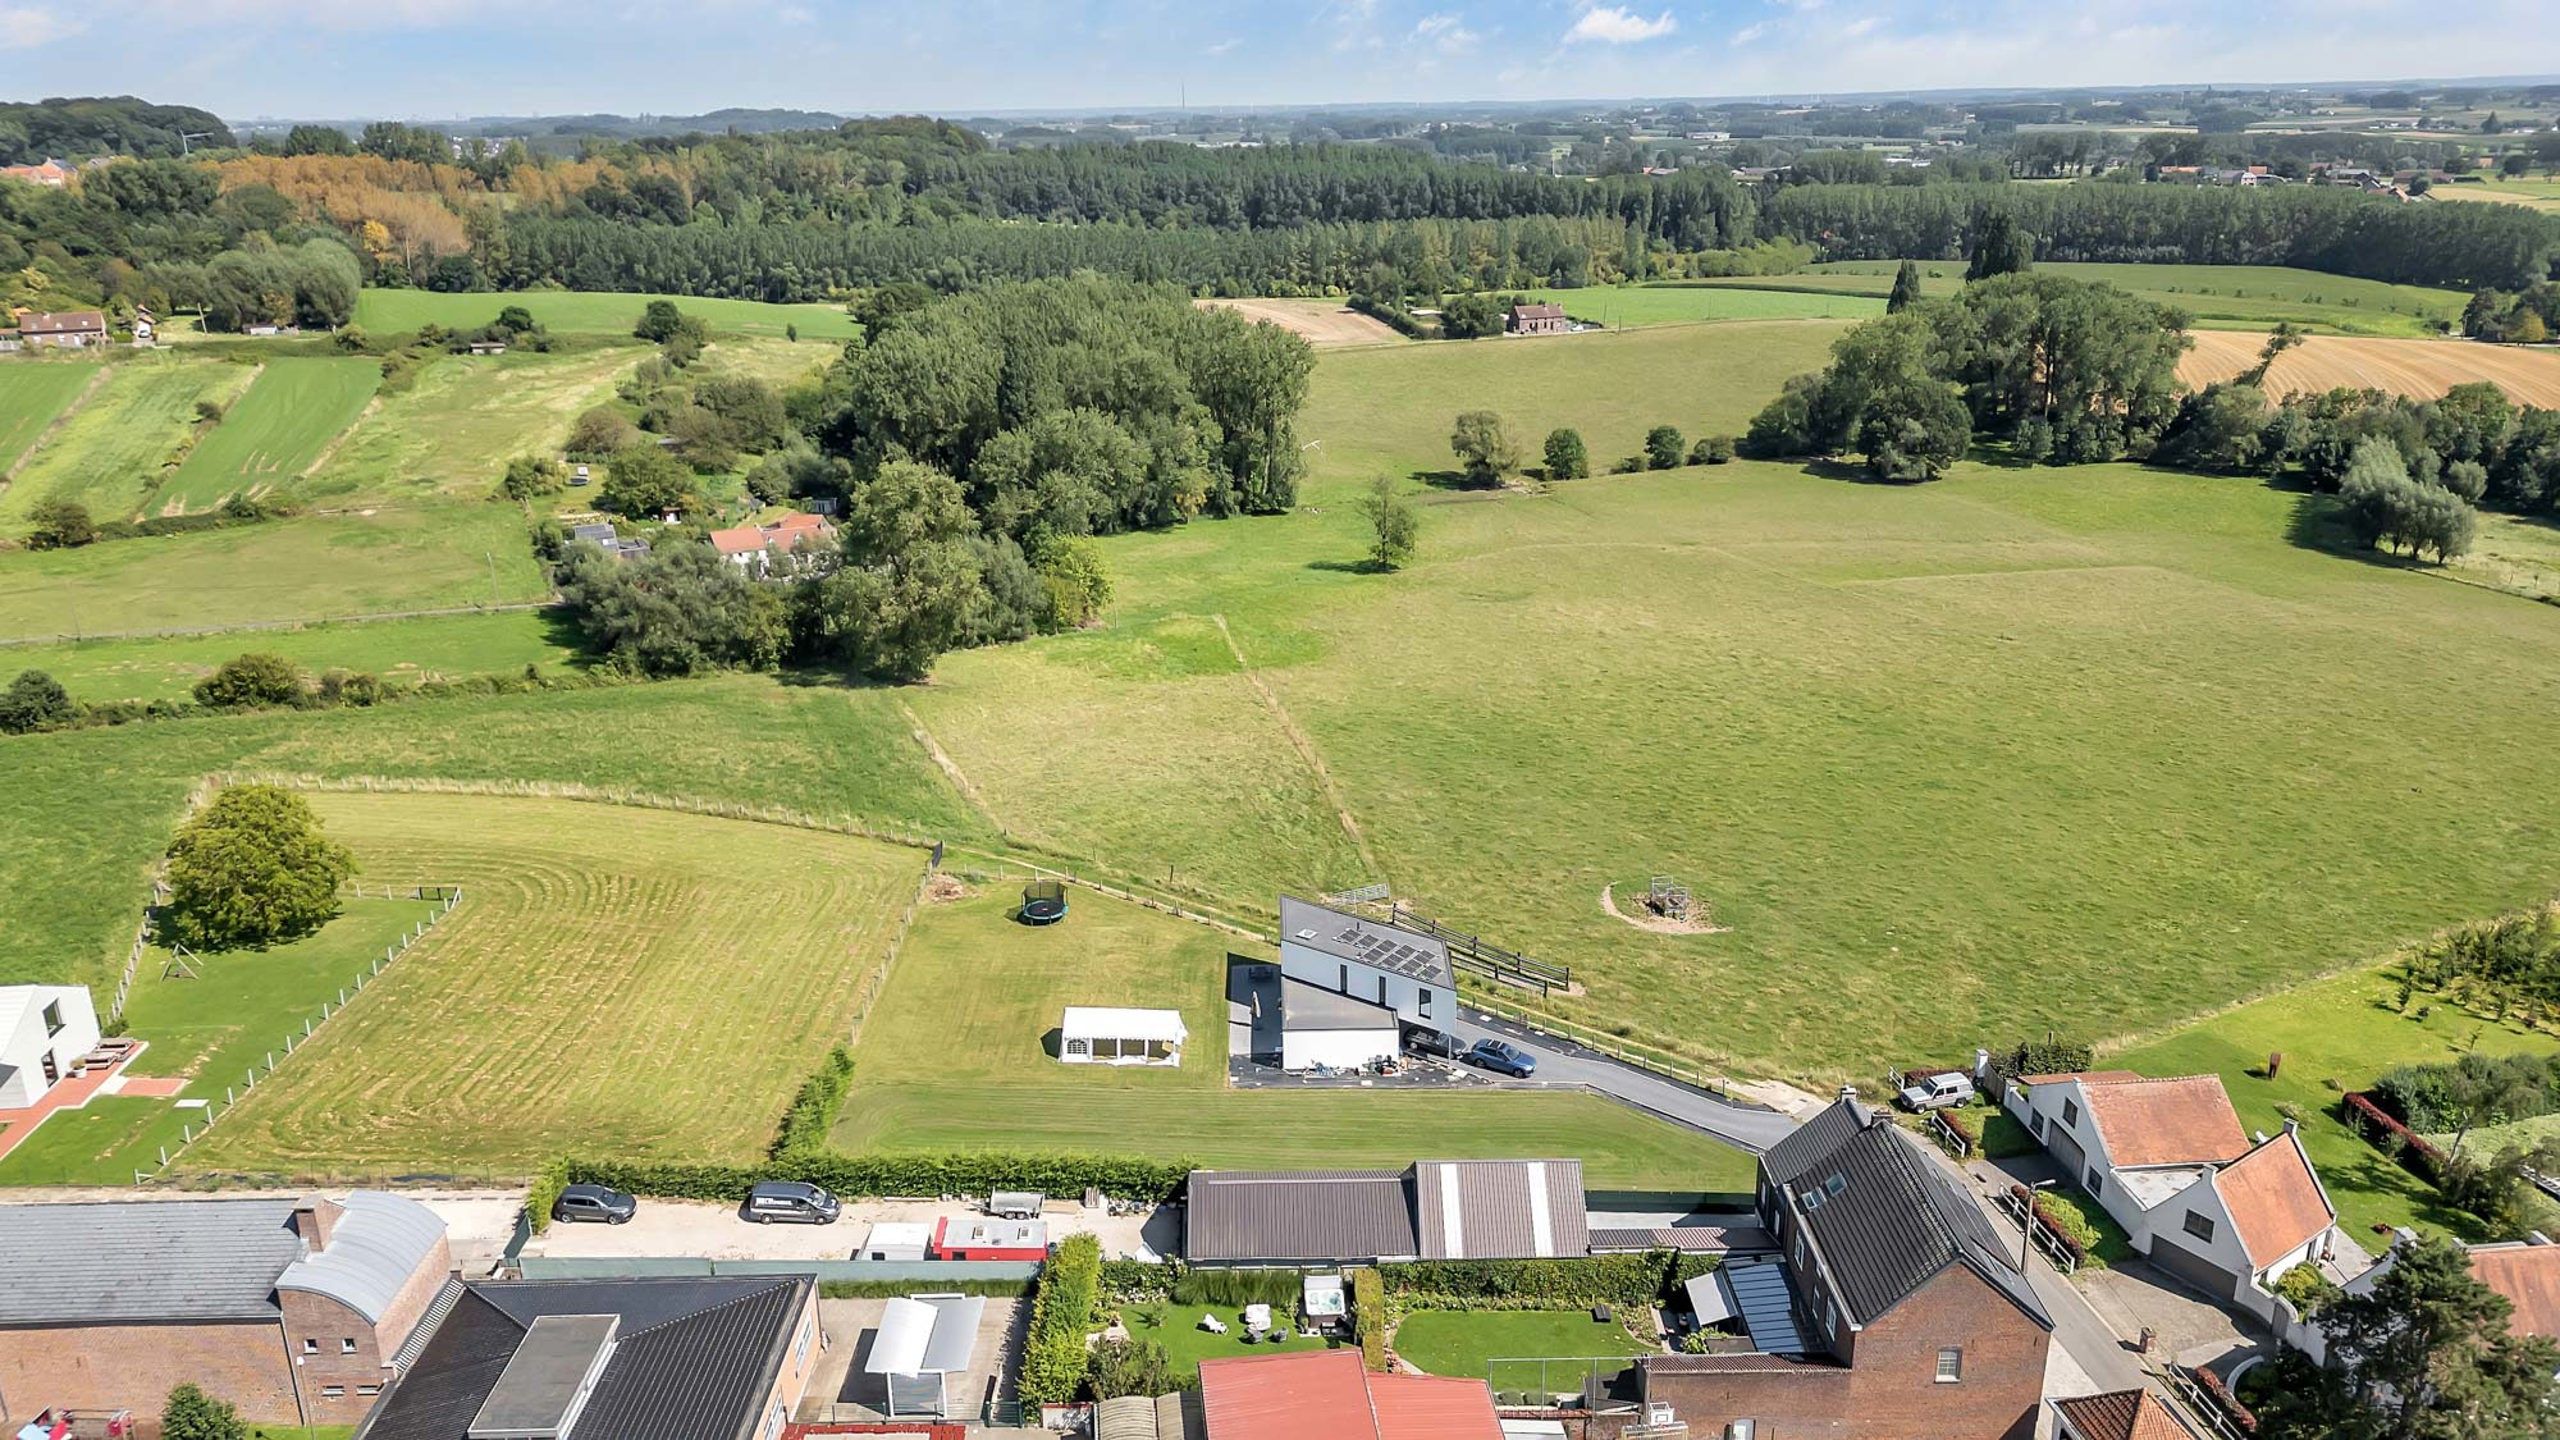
0,358,250,531
299,347,642,506
0,504,549,641
161,358,378,511
836,885,1753,1195
1692,261,2471,338
0,607,579,704
2180,329,2560,407
0,362,98,471
183,793,927,1175
352,288,862,341
1513,286,1882,327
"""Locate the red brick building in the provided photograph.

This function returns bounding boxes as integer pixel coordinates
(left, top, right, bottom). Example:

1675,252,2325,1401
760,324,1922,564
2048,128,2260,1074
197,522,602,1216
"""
1199,1349,1502,1440
1638,1094,2053,1439
0,1193,453,1429
1507,301,1569,336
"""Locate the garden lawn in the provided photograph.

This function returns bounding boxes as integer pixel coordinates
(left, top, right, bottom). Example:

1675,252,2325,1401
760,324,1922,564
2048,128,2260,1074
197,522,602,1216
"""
1390,1308,1649,1385
299,348,643,506
0,361,97,470
0,607,583,704
0,897,440,1186
161,358,378,511
180,793,927,1176
1122,1300,1337,1381
1512,286,1883,328
838,884,1754,1199
352,289,861,341
0,357,249,531
0,505,549,640
2108,962,2560,1241
1689,262,2470,337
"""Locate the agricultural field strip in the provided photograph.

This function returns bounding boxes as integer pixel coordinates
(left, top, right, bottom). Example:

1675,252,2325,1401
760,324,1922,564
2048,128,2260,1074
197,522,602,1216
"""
1210,613,1384,882
0,365,108,478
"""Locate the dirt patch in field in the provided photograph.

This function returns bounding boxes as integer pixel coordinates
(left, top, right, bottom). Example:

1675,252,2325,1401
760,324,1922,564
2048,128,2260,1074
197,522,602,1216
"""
2180,330,2560,407
1197,297,1408,348
923,872,972,904
1600,882,1729,935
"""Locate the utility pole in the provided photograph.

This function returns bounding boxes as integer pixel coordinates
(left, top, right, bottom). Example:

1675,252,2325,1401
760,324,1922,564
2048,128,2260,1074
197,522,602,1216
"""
176,131,215,157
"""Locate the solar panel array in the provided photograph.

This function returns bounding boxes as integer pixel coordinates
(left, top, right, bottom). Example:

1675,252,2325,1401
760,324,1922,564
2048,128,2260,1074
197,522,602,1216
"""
1334,923,1443,979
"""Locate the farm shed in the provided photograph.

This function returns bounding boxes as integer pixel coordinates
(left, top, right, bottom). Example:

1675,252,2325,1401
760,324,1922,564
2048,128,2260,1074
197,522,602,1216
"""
1184,1160,1587,1265
860,1221,933,1262
931,1216,1049,1261
866,1293,985,1418
1277,979,1399,1073
1060,1006,1187,1067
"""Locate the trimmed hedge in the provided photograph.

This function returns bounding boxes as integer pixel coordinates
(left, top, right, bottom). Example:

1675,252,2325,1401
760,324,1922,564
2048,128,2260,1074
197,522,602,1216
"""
771,1045,855,1158
1379,1251,1711,1309
527,1156,572,1237
1351,1267,1386,1371
1021,1232,1103,1408
560,1151,1191,1205
821,1277,1032,1299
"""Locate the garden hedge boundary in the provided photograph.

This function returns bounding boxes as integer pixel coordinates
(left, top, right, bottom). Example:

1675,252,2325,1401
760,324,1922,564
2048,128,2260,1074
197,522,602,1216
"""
2344,1090,2449,1187
1352,1267,1386,1371
1379,1251,1712,1310
1022,1232,1103,1407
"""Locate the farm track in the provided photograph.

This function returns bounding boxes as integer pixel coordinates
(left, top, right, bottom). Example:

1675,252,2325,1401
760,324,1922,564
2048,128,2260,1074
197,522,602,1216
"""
1211,612,1386,884
2180,330,2560,406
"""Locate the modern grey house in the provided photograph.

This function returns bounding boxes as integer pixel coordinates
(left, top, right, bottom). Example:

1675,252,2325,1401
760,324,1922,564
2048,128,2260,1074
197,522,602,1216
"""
1273,897,1453,1070
1184,1159,1588,1265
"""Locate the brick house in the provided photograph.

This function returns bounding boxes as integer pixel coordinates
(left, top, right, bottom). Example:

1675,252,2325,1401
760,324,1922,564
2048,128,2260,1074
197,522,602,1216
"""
1507,301,1569,336
1198,1348,1502,1440
0,1193,453,1428
2004,1072,2337,1320
1638,1093,2052,1439
355,1275,822,1440
2051,1388,2204,1439
15,311,108,349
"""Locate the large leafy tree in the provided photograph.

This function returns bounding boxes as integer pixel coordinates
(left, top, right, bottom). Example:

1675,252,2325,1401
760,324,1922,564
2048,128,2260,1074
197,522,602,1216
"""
800,460,990,682
161,1384,248,1440
1449,410,1524,486
557,541,786,677
160,786,357,951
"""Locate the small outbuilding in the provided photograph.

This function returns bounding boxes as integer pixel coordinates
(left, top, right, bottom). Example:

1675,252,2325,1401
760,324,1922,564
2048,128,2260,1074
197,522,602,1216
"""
1061,1006,1187,1067
866,1292,985,1418
931,1216,1049,1261
860,1221,933,1262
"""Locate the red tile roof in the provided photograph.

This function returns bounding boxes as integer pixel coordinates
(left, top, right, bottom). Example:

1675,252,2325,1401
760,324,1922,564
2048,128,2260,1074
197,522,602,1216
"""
17,310,105,336
1199,1350,1501,1440
2076,1074,2249,1168
2215,1131,2334,1269
2052,1388,2200,1440
2470,1243,2560,1339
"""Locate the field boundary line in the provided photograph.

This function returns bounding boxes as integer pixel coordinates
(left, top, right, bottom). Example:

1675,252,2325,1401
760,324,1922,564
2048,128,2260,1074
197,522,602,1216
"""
1210,613,1386,885
1,364,113,486
216,771,950,853
845,860,937,1049
298,392,382,479
0,599,560,650
894,699,1013,840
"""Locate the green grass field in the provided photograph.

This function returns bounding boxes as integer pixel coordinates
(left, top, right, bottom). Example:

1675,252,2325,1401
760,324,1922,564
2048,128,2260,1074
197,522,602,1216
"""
0,358,251,531
1390,1308,1649,1384
184,793,927,1175
2430,178,2560,213
161,358,379,511
353,289,862,341
299,348,642,506
1689,262,2470,338
2109,960,2560,1241
0,607,581,704
1514,286,1884,328
0,361,98,470
0,896,441,1186
0,504,548,641
836,885,1753,1195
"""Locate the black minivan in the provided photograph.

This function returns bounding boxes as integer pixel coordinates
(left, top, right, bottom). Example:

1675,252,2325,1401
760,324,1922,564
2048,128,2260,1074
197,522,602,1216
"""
552,1182,638,1225
745,1179,842,1224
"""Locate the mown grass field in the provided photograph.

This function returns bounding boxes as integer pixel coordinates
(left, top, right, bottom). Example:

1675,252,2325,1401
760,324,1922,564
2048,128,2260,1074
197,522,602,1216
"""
1691,261,2470,337
352,288,862,341
0,897,441,1186
0,607,580,704
184,793,927,1175
1515,285,1883,328
2109,959,2560,1242
835,885,1754,1195
299,347,643,506
1391,1309,1648,1381
0,358,249,531
161,358,379,511
0,504,548,641
0,361,97,469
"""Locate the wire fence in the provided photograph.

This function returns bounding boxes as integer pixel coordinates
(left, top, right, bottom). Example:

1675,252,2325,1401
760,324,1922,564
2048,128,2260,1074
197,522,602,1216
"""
132,885,463,1185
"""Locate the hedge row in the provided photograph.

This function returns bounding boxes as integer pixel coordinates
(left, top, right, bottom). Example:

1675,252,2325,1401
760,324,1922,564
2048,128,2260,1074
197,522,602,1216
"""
5,654,647,740
2010,1184,2091,1266
527,1157,572,1237
820,1277,1033,1299
771,1046,855,1158
559,1150,1192,1206
1347,294,1428,338
1379,1251,1712,1309
1021,1232,1104,1408
2345,1090,2450,1187
1351,1267,1386,1372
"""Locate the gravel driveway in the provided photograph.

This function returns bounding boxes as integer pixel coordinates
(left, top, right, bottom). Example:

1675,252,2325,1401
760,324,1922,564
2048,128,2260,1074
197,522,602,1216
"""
527,1196,1171,1261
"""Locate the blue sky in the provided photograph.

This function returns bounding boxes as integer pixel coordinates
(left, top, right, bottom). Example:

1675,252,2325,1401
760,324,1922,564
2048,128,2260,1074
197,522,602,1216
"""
8,0,2556,121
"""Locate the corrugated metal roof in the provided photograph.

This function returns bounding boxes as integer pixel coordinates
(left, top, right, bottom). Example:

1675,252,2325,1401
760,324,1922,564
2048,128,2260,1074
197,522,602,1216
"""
1184,1169,1418,1263
278,1192,448,1323
1588,1225,1775,1254
1198,1350,1375,1440
0,1197,304,1323
1096,1394,1159,1440
1413,1160,1588,1260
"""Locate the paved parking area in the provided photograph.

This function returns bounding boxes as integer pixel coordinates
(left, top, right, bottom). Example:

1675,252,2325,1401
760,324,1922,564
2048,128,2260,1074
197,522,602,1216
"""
801,1295,1026,1423
2078,1260,2266,1374
526,1196,1171,1261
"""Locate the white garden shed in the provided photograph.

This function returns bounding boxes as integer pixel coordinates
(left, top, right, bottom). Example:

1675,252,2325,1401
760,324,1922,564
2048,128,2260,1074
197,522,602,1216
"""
1059,1007,1188,1067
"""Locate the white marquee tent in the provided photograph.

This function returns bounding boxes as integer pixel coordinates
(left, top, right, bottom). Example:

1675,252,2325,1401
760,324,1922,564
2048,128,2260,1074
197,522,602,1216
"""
1059,1006,1188,1067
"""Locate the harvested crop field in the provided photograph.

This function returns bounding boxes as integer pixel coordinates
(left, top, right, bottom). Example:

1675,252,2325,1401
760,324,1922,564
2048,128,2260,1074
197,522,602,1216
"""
183,792,928,1175
2179,330,2560,406
1197,297,1408,348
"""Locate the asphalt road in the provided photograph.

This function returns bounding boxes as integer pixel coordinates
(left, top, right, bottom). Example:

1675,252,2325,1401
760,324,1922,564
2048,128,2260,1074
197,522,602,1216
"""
1446,1006,1803,1154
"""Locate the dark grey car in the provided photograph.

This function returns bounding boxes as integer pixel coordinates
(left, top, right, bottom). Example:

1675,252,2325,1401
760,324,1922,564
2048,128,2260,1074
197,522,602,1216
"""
745,1179,841,1224
552,1182,638,1224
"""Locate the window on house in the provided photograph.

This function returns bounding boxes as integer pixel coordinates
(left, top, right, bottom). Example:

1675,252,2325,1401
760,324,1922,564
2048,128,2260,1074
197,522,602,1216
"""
321,1386,344,1399
302,1338,319,1354
1378,975,1388,1005
1338,963,1349,993
1727,1423,1756,1440
1935,1348,1963,1383
1418,988,1433,1017
2062,1098,2080,1127
341,1337,358,1354
2184,1211,2216,1243
358,1385,381,1397
41,1001,61,1036
2031,1112,2046,1137
2085,1167,2104,1196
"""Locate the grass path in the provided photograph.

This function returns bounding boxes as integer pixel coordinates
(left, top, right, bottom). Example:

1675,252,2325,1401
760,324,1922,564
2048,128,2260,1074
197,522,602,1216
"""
1212,613,1384,883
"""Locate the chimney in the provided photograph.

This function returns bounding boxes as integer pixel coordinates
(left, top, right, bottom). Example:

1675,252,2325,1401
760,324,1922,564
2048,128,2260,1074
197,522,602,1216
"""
291,1196,346,1253
2283,1117,2302,1137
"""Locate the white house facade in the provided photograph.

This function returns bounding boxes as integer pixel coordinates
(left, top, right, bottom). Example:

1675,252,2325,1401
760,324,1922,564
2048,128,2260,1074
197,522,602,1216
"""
0,984,102,1108
1276,896,1452,1031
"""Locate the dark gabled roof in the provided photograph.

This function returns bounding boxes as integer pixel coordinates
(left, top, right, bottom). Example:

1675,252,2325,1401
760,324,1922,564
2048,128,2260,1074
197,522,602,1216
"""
356,1276,809,1440
1185,1169,1418,1263
1766,1098,2049,1331
1278,896,1451,985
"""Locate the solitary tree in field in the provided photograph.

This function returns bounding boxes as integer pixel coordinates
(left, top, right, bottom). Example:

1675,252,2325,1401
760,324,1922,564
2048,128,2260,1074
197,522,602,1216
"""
1358,476,1419,571
1644,425,1686,470
1886,260,1924,314
192,652,307,709
1543,427,1589,480
25,498,95,550
0,670,75,734
161,786,356,951
161,1385,248,1440
1449,410,1524,486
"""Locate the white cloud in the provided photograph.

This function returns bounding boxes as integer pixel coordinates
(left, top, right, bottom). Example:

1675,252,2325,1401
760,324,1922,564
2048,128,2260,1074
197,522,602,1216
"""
0,4,76,45
1205,36,1240,54
1730,20,1768,42
1564,5,1675,43
1839,14,1880,36
777,3,812,22
1412,11,1480,51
